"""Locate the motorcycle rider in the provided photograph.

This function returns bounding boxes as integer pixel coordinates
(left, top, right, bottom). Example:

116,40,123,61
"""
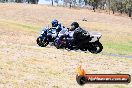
43,19,64,41
58,22,90,50
51,19,64,36
70,22,91,49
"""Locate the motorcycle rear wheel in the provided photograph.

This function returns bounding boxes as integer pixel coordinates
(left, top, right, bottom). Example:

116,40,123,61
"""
88,41,103,54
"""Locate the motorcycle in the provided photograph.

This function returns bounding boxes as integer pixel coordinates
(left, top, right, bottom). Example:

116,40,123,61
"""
54,32,103,54
36,27,57,47
36,27,68,47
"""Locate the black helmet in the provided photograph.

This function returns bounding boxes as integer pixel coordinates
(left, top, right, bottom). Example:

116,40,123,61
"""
71,22,79,28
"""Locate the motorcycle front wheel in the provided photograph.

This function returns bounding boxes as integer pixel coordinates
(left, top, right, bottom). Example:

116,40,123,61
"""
36,37,49,47
54,39,63,49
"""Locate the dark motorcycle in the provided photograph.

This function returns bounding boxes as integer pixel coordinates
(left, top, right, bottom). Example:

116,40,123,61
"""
54,32,103,54
36,27,57,47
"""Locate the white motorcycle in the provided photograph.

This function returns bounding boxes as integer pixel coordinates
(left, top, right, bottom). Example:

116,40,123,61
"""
54,30,103,54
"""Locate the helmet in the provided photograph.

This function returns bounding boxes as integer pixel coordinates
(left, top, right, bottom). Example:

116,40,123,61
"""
70,22,79,31
71,22,79,28
51,19,58,27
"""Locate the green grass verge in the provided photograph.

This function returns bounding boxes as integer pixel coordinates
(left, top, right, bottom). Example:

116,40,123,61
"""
0,19,41,33
10,22,40,32
103,41,132,55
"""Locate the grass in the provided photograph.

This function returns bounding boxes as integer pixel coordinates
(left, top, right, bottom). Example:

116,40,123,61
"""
0,19,132,56
0,3,132,56
103,42,132,55
0,19,41,33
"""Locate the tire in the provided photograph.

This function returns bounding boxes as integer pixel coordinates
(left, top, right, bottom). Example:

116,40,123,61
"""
76,75,87,85
37,37,43,47
36,37,49,47
54,39,61,49
88,41,103,54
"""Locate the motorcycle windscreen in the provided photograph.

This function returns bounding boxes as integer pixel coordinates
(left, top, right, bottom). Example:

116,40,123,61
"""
58,28,68,37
